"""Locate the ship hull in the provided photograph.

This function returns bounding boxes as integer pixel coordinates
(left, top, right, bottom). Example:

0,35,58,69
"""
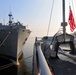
0,27,31,61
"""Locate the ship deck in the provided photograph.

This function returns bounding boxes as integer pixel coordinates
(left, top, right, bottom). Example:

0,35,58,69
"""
48,53,76,75
33,37,76,75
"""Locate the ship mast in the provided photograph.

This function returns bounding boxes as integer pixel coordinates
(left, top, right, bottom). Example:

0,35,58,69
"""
61,0,67,41
8,12,12,26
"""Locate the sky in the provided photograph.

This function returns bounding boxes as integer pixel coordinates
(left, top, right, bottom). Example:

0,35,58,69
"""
0,0,76,37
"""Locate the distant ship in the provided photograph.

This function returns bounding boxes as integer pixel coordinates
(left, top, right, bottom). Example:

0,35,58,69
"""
0,12,31,63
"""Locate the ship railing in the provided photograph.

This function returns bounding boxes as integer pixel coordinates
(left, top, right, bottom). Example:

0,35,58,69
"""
32,37,53,75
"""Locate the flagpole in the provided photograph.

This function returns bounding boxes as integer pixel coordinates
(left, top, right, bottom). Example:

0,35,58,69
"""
63,0,65,23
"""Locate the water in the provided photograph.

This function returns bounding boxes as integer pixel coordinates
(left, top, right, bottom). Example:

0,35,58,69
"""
22,37,35,75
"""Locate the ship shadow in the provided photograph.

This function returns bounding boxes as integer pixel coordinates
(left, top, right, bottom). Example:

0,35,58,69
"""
0,52,30,75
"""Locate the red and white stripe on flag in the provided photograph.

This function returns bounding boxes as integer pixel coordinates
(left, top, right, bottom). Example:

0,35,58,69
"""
68,6,76,32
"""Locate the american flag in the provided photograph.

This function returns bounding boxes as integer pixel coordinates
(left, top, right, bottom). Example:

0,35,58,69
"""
68,6,76,32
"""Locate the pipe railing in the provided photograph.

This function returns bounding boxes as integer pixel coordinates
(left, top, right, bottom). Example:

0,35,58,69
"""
35,37,53,75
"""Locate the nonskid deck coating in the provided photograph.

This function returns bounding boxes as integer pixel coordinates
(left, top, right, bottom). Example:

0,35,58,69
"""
48,55,76,75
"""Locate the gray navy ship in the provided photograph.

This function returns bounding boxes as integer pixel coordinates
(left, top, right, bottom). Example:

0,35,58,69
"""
0,12,31,64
